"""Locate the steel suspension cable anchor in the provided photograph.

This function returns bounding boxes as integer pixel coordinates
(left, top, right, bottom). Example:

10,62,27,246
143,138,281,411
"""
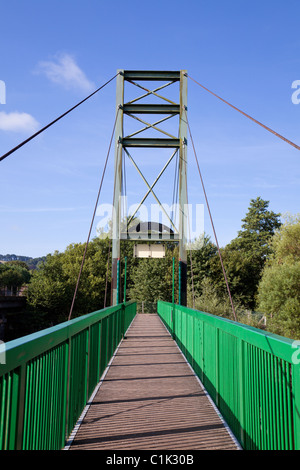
182,106,237,322
68,107,120,321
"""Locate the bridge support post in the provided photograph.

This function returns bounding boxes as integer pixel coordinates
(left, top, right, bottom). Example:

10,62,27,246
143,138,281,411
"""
178,70,188,306
112,70,124,305
123,256,127,302
172,256,175,339
111,70,188,306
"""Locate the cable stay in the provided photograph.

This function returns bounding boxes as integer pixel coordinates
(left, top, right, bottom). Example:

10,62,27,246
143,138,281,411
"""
183,73,300,320
187,74,300,152
0,73,119,163
183,106,238,322
68,107,120,321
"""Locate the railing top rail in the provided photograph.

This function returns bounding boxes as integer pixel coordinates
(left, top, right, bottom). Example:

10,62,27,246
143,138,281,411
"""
158,300,297,364
0,301,135,376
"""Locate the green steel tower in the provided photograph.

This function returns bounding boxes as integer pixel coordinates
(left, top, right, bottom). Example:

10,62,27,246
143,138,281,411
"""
111,70,188,306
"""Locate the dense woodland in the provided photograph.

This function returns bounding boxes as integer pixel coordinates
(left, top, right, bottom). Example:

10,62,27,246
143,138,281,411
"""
1,197,300,341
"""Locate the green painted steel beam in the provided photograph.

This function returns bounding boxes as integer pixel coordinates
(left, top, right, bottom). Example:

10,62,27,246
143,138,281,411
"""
120,232,179,240
122,138,180,148
123,104,180,115
111,71,124,305
123,70,181,81
178,70,188,306
116,259,120,304
123,257,127,303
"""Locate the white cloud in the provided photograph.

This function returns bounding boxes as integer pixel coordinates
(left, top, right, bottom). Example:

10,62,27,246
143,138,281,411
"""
36,53,95,93
0,206,77,213
0,111,39,133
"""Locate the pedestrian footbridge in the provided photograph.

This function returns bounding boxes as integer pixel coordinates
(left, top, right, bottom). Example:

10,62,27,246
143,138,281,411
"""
0,301,299,450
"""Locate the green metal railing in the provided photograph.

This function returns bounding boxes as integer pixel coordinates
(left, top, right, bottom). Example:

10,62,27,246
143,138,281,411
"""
157,300,300,450
0,301,136,450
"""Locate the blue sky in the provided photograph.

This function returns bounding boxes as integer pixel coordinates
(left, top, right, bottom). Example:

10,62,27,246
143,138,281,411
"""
0,0,299,258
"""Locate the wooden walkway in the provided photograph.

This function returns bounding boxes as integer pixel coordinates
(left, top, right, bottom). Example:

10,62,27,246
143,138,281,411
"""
66,314,240,450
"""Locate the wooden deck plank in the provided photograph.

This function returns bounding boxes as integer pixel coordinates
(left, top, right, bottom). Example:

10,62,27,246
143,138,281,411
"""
67,314,240,450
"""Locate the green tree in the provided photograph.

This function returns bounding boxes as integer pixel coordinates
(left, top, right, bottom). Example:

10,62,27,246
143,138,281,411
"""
128,244,178,311
234,196,281,264
27,237,111,325
257,215,300,339
207,197,281,309
193,277,263,327
187,234,217,301
6,260,30,271
0,262,31,293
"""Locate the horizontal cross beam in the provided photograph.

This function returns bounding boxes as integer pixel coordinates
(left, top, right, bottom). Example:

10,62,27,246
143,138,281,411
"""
123,104,180,115
123,70,181,81
122,138,180,148
120,232,179,240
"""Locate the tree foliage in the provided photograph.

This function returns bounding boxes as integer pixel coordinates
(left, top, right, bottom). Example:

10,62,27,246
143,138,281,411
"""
0,261,31,292
205,197,281,309
187,235,217,298
26,236,176,323
27,237,111,324
18,197,300,342
257,215,300,339
128,244,178,310
234,196,281,264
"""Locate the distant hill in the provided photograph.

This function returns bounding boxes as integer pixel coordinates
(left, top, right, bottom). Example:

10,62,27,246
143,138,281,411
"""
0,254,46,270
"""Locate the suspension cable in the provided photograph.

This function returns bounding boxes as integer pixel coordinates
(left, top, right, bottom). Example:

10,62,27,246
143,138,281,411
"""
0,73,119,163
173,152,180,226
187,74,300,152
68,107,120,321
171,149,179,224
183,107,237,322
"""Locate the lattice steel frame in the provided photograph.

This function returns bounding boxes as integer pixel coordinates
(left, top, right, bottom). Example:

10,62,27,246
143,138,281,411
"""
111,70,188,306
